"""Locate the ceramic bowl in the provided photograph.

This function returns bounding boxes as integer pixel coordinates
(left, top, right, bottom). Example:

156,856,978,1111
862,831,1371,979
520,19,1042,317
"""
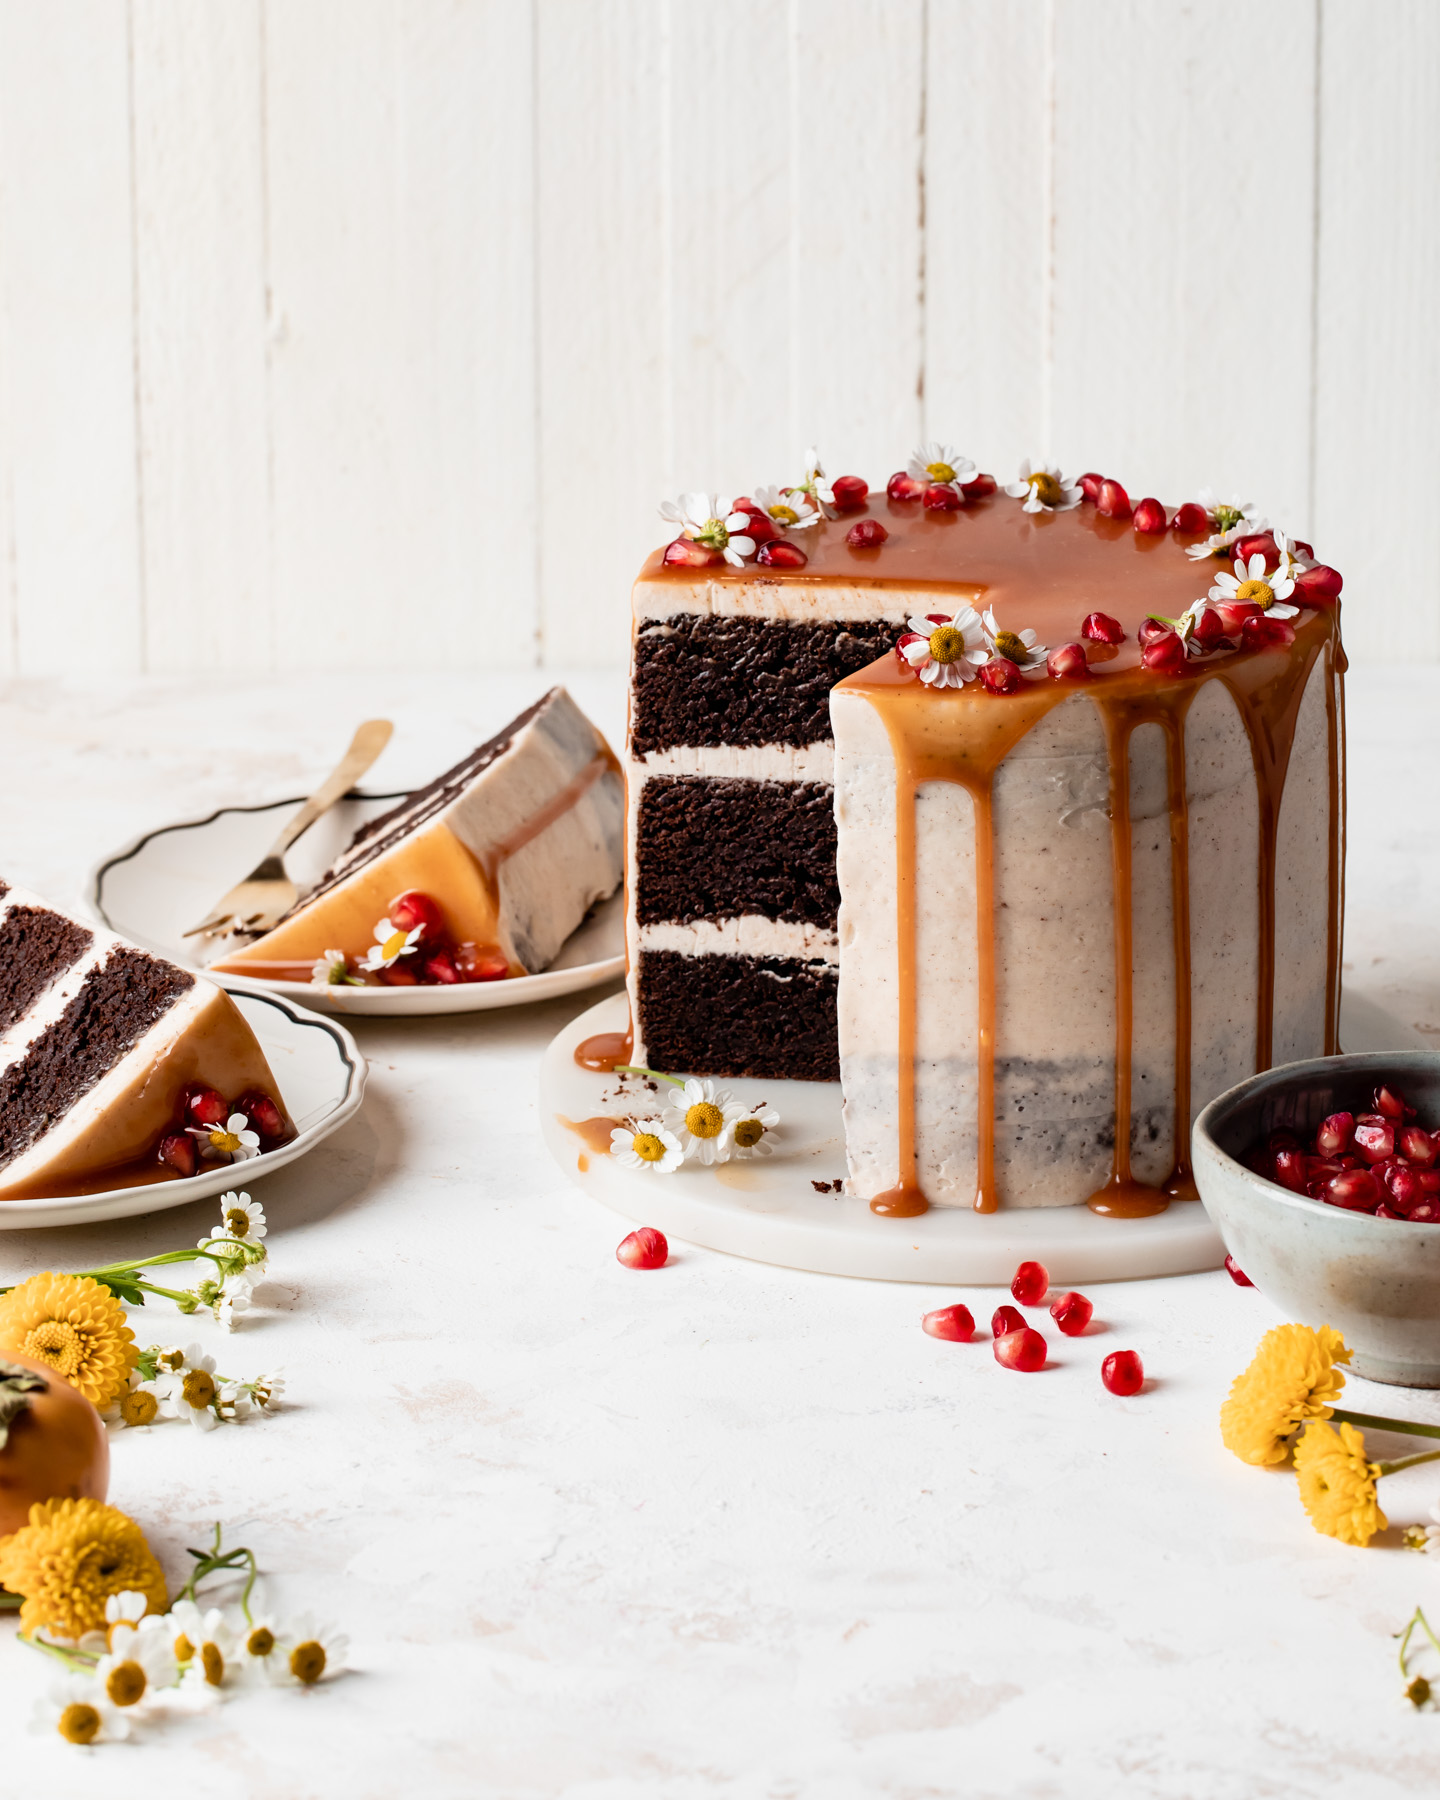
1194,1051,1440,1386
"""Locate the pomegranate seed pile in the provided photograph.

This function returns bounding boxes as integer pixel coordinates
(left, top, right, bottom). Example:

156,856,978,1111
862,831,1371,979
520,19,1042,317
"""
375,890,509,987
1246,1083,1440,1221
156,1080,288,1179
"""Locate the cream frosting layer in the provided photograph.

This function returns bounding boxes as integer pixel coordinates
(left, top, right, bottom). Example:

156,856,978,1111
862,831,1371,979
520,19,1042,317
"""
634,575,916,625
630,742,836,783
637,918,838,964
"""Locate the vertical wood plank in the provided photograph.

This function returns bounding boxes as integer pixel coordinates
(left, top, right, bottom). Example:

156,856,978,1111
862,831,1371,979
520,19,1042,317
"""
265,0,538,671
131,0,270,673
1048,0,1318,530
923,0,1048,484
0,0,142,674
1314,0,1440,661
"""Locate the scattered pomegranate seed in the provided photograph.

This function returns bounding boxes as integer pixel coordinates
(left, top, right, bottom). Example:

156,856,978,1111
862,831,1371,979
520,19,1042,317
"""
235,1089,285,1139
1102,1350,1144,1396
1095,479,1132,519
994,1328,1047,1372
1400,1126,1438,1168
186,1086,229,1129
616,1227,668,1270
992,1303,1027,1338
1375,1084,1416,1122
1316,1112,1355,1156
757,540,808,569
979,657,1021,694
1240,615,1296,651
1213,600,1259,636
1132,497,1167,534
1325,1168,1382,1211
1224,1255,1254,1287
1011,1260,1049,1305
158,1132,198,1178
1141,631,1187,675
887,470,925,501
662,537,720,567
961,472,997,498
741,510,780,545
1137,617,1171,646
455,942,510,982
1294,564,1342,604
1082,611,1125,644
1046,642,1090,680
1355,1121,1396,1163
846,519,888,549
831,475,869,511
389,890,445,938
1049,1291,1093,1336
1232,532,1278,566
922,1303,975,1342
420,948,462,984
1077,473,1106,502
1171,502,1208,535
922,482,963,512
1190,608,1228,651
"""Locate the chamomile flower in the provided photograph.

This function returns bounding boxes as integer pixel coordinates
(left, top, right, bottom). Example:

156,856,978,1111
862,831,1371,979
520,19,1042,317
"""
116,1377,164,1428
980,607,1047,671
157,1347,221,1430
170,1602,243,1689
249,1370,285,1412
1184,488,1267,560
906,441,979,493
276,1613,349,1686
1003,459,1084,512
750,483,819,530
214,1382,251,1423
310,948,360,987
789,447,836,516
189,1111,260,1164
609,1120,684,1175
897,607,990,688
729,1102,780,1159
1208,549,1299,618
658,494,756,566
94,1627,180,1712
216,1191,266,1246
237,1611,289,1681
104,1588,152,1646
31,1671,131,1745
360,916,422,973
664,1077,744,1166
213,1271,256,1333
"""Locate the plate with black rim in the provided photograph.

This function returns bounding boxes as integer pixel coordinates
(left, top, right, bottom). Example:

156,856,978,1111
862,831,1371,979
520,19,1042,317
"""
87,792,626,1017
0,991,366,1230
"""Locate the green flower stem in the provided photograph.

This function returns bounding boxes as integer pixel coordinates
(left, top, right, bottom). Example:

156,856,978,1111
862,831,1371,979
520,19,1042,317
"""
24,1633,98,1671
1377,1447,1440,1478
1399,1606,1440,1678
1332,1408,1440,1442
177,1522,260,1624
614,1065,685,1088
0,1238,262,1301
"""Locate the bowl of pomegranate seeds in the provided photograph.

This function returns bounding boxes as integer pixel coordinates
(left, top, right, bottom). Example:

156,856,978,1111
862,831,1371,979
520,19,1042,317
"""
1194,1052,1440,1386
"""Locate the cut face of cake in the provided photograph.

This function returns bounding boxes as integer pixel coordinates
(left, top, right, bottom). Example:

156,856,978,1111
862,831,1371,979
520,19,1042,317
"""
212,687,624,988
0,882,294,1201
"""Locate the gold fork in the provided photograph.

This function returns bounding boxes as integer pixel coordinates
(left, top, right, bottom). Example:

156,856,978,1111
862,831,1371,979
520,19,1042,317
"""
183,719,395,942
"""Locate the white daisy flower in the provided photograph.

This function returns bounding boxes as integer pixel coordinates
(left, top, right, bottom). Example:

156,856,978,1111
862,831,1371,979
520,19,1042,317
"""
658,493,756,566
906,440,979,493
608,1119,684,1175
276,1613,349,1687
95,1628,180,1713
898,607,990,688
250,1370,285,1411
30,1671,131,1745
215,1381,252,1421
980,607,1048,672
170,1602,243,1690
214,1270,257,1333
237,1611,289,1681
729,1103,780,1159
360,915,422,973
311,948,353,986
1208,549,1299,618
216,1191,266,1245
1184,488,1267,561
188,1110,261,1164
157,1347,222,1430
750,483,819,529
104,1589,152,1646
793,447,837,515
664,1077,744,1166
1002,459,1084,513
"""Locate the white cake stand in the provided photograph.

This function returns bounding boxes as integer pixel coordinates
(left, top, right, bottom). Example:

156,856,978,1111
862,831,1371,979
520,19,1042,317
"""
540,992,1230,1285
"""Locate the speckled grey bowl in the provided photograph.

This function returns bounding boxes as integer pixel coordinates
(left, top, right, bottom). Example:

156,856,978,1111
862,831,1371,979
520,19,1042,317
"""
1194,1052,1440,1387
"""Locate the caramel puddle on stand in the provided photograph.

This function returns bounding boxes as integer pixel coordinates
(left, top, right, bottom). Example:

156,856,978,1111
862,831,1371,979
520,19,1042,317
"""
557,1115,622,1172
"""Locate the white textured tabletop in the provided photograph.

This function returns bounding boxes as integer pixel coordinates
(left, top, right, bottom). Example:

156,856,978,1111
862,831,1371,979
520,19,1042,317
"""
2,665,1439,1800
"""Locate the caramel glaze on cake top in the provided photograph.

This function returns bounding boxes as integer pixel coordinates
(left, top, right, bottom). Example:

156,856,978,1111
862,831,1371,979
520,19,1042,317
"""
637,490,1345,1220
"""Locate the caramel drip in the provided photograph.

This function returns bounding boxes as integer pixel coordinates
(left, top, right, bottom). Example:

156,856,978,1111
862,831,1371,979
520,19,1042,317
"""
573,1028,633,1073
557,1114,623,1153
1161,702,1199,1203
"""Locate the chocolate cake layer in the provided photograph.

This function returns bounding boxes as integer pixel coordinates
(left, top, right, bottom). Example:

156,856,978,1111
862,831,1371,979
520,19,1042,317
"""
637,948,838,1081
0,948,195,1169
0,907,94,1037
635,777,839,928
631,616,899,756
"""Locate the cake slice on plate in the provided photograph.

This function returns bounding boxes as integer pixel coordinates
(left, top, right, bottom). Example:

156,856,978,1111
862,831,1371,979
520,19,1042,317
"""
0,881,294,1201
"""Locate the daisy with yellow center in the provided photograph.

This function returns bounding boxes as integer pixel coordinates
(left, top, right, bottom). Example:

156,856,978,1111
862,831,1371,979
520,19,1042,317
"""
0,1271,136,1408
189,1109,261,1163
32,1672,133,1746
360,914,423,973
658,493,758,565
156,1344,223,1431
730,1102,780,1159
906,439,978,493
275,1612,349,1686
664,1077,745,1166
898,606,990,688
751,483,819,530
1219,1322,1351,1465
0,1497,167,1639
1209,546,1299,618
981,606,1047,672
1002,459,1084,513
609,1119,684,1175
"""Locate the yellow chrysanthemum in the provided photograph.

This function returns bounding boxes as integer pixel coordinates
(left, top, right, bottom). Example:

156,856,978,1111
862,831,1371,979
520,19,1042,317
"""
0,1497,167,1639
1294,1419,1387,1546
1219,1323,1351,1466
0,1272,136,1407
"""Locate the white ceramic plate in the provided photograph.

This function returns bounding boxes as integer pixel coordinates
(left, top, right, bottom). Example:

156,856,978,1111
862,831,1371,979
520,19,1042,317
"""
88,793,625,1016
0,992,366,1229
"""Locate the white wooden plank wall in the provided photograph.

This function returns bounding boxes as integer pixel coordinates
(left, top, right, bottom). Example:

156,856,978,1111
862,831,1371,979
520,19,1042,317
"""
0,0,1432,677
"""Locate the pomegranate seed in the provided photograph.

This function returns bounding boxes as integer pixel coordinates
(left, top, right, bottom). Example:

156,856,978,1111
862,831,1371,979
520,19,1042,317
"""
1133,497,1167,534
1232,532,1277,566
186,1086,229,1129
1294,564,1342,605
887,470,925,501
1214,600,1259,635
1171,502,1208,535
922,482,963,512
616,1227,668,1270
1401,1126,1438,1167
1356,1112,1386,1129
994,1328,1047,1372
456,942,510,982
379,961,420,985
1190,607,1229,651
1377,1203,1402,1218
1096,479,1132,519
158,1132,198,1178
1272,1149,1308,1195
1046,641,1090,680
1385,1165,1426,1212
1245,1148,1276,1182
389,890,445,938
1078,473,1106,502
1011,1261,1049,1305
846,519,888,549
1408,1200,1440,1223
1355,1121,1396,1163
1291,538,1315,561
420,948,462,984
1137,617,1171,646
1102,1350,1144,1396
1421,1170,1440,1195
992,1304,1027,1338
740,510,780,545
1240,615,1296,651
1141,631,1187,675
1049,1291,1093,1335
831,475,869,511
961,472,997,498
1269,1128,1302,1152
1081,611,1125,645
1325,1168,1382,1212
894,631,925,665
1224,1255,1254,1287
235,1089,285,1139
662,536,720,567
979,657,1021,694
1375,1084,1415,1121
757,540,808,569
1315,1111,1355,1155
922,1303,975,1342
